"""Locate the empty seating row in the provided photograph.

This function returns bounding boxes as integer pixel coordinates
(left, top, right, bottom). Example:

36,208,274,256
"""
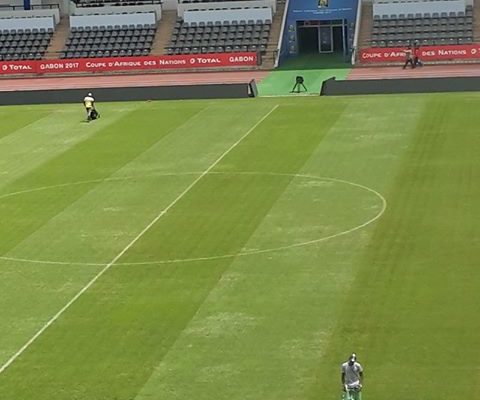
371,31,473,47
2,41,49,51
370,5,475,48
372,37,473,47
374,9,472,21
71,29,155,39
173,27,268,38
374,16,473,29
0,35,50,44
0,28,52,60
61,24,156,58
0,28,54,35
71,23,156,32
176,22,268,33
1,46,47,53
62,49,150,58
374,25,473,35
182,19,271,27
68,35,154,44
166,19,270,55
373,32,473,42
0,52,44,61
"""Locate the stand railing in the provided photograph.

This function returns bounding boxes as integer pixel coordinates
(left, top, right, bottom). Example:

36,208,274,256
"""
351,0,362,65
273,0,289,68
0,3,59,9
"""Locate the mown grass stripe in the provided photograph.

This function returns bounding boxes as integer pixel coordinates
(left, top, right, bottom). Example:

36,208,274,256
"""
0,101,345,400
0,107,52,140
0,103,278,377
0,104,142,191
1,94,479,400
0,104,205,256
0,102,274,380
309,95,480,400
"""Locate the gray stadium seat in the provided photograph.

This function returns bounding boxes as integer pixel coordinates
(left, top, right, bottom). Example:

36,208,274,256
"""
0,27,52,60
369,6,476,50
61,23,156,58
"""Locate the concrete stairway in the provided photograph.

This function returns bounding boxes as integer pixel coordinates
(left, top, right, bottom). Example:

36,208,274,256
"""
358,1,373,49
473,0,480,41
151,10,177,55
45,17,70,59
261,0,286,69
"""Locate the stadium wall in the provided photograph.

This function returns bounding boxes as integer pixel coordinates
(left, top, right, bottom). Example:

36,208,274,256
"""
69,3,163,20
178,0,276,17
0,83,254,106
320,76,480,95
0,9,60,24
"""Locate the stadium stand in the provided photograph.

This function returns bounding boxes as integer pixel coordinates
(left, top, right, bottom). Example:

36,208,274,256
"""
179,0,264,2
171,0,275,55
72,0,162,8
165,18,271,54
370,4,474,47
0,27,53,60
0,0,278,66
61,24,156,58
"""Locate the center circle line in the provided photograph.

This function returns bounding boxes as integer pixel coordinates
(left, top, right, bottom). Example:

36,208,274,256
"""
0,171,387,266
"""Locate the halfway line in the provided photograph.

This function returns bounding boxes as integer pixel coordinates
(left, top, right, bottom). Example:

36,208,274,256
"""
0,104,279,375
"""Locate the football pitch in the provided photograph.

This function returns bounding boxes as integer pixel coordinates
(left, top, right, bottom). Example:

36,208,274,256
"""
0,94,479,400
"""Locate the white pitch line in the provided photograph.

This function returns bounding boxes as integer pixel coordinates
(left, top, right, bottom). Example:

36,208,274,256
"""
0,104,279,376
0,172,387,267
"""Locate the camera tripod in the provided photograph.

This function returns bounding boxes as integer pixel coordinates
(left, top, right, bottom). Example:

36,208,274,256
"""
291,76,307,93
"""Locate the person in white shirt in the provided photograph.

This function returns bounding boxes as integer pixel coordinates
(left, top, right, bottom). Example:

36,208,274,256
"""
83,93,95,121
341,353,364,400
402,46,415,69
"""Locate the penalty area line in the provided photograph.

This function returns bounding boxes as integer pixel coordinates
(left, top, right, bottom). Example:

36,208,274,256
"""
0,104,279,375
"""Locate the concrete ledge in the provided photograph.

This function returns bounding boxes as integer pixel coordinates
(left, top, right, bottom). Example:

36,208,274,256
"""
69,2,162,21
0,14,55,29
0,9,60,24
320,76,480,95
178,0,276,17
70,12,156,27
0,83,254,106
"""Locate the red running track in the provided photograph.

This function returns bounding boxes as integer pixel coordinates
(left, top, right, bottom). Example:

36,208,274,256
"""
348,64,480,80
0,70,269,92
5,64,479,92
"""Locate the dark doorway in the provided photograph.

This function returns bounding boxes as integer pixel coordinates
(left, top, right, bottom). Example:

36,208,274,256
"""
332,25,345,53
298,26,319,53
319,25,332,52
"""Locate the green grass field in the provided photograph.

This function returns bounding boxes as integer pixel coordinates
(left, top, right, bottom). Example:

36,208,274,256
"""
0,94,479,400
